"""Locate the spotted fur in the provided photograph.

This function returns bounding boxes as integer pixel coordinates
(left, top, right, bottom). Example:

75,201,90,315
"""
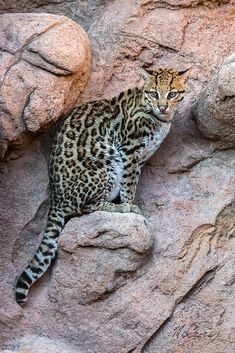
15,68,190,305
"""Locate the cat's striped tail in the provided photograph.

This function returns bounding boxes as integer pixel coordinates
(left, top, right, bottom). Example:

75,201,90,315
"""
15,208,65,306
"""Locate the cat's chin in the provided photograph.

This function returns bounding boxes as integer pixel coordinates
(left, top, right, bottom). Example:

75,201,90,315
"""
154,112,173,123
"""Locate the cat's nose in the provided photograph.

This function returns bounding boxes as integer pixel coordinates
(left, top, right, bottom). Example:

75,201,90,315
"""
158,105,168,113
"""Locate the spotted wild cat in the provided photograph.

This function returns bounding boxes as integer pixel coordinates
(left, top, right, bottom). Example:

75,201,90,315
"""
15,67,190,305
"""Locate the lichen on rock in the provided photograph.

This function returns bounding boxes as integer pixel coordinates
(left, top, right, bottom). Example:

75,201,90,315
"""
0,334,79,353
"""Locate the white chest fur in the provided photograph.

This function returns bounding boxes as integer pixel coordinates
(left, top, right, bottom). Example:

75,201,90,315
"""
106,150,124,202
106,122,171,201
140,123,171,163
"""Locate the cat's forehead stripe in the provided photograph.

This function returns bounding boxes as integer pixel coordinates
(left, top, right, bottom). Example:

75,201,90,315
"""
155,73,174,85
153,70,177,91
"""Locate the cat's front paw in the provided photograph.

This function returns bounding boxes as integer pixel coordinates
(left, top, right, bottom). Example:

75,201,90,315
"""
97,201,141,215
130,204,142,215
118,202,141,214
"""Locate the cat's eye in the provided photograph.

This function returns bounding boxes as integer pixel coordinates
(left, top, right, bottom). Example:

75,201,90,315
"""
168,92,177,99
149,91,159,99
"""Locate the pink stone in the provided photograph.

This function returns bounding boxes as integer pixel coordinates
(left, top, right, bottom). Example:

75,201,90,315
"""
0,13,91,160
0,2,234,353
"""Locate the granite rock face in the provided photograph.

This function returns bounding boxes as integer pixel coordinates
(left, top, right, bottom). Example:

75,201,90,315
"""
0,13,91,160
0,1,235,353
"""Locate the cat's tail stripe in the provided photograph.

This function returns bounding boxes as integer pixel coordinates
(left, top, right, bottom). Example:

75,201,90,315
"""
15,209,65,306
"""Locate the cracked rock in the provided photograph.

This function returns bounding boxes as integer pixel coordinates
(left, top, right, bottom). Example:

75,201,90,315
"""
0,13,91,160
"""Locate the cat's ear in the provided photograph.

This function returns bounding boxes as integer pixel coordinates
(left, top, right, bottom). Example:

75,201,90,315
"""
142,67,153,83
142,68,154,81
178,68,191,80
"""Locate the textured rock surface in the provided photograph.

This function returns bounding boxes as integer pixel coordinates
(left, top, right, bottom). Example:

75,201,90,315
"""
50,212,152,305
193,52,235,146
0,1,235,353
1,335,79,353
0,13,91,160
0,135,50,344
142,202,235,353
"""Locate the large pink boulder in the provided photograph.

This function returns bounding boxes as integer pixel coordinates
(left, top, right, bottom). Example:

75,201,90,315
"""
193,52,235,146
0,13,91,160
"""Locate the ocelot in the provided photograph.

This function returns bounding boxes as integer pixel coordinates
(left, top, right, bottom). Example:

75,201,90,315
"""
15,67,190,305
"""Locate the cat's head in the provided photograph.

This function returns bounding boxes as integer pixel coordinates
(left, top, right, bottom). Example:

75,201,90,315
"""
142,67,190,123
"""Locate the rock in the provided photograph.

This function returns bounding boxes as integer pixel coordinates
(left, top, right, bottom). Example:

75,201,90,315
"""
0,13,91,160
141,203,235,353
82,0,234,101
0,135,50,345
1,335,79,353
0,1,235,353
193,52,235,146
49,212,153,305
